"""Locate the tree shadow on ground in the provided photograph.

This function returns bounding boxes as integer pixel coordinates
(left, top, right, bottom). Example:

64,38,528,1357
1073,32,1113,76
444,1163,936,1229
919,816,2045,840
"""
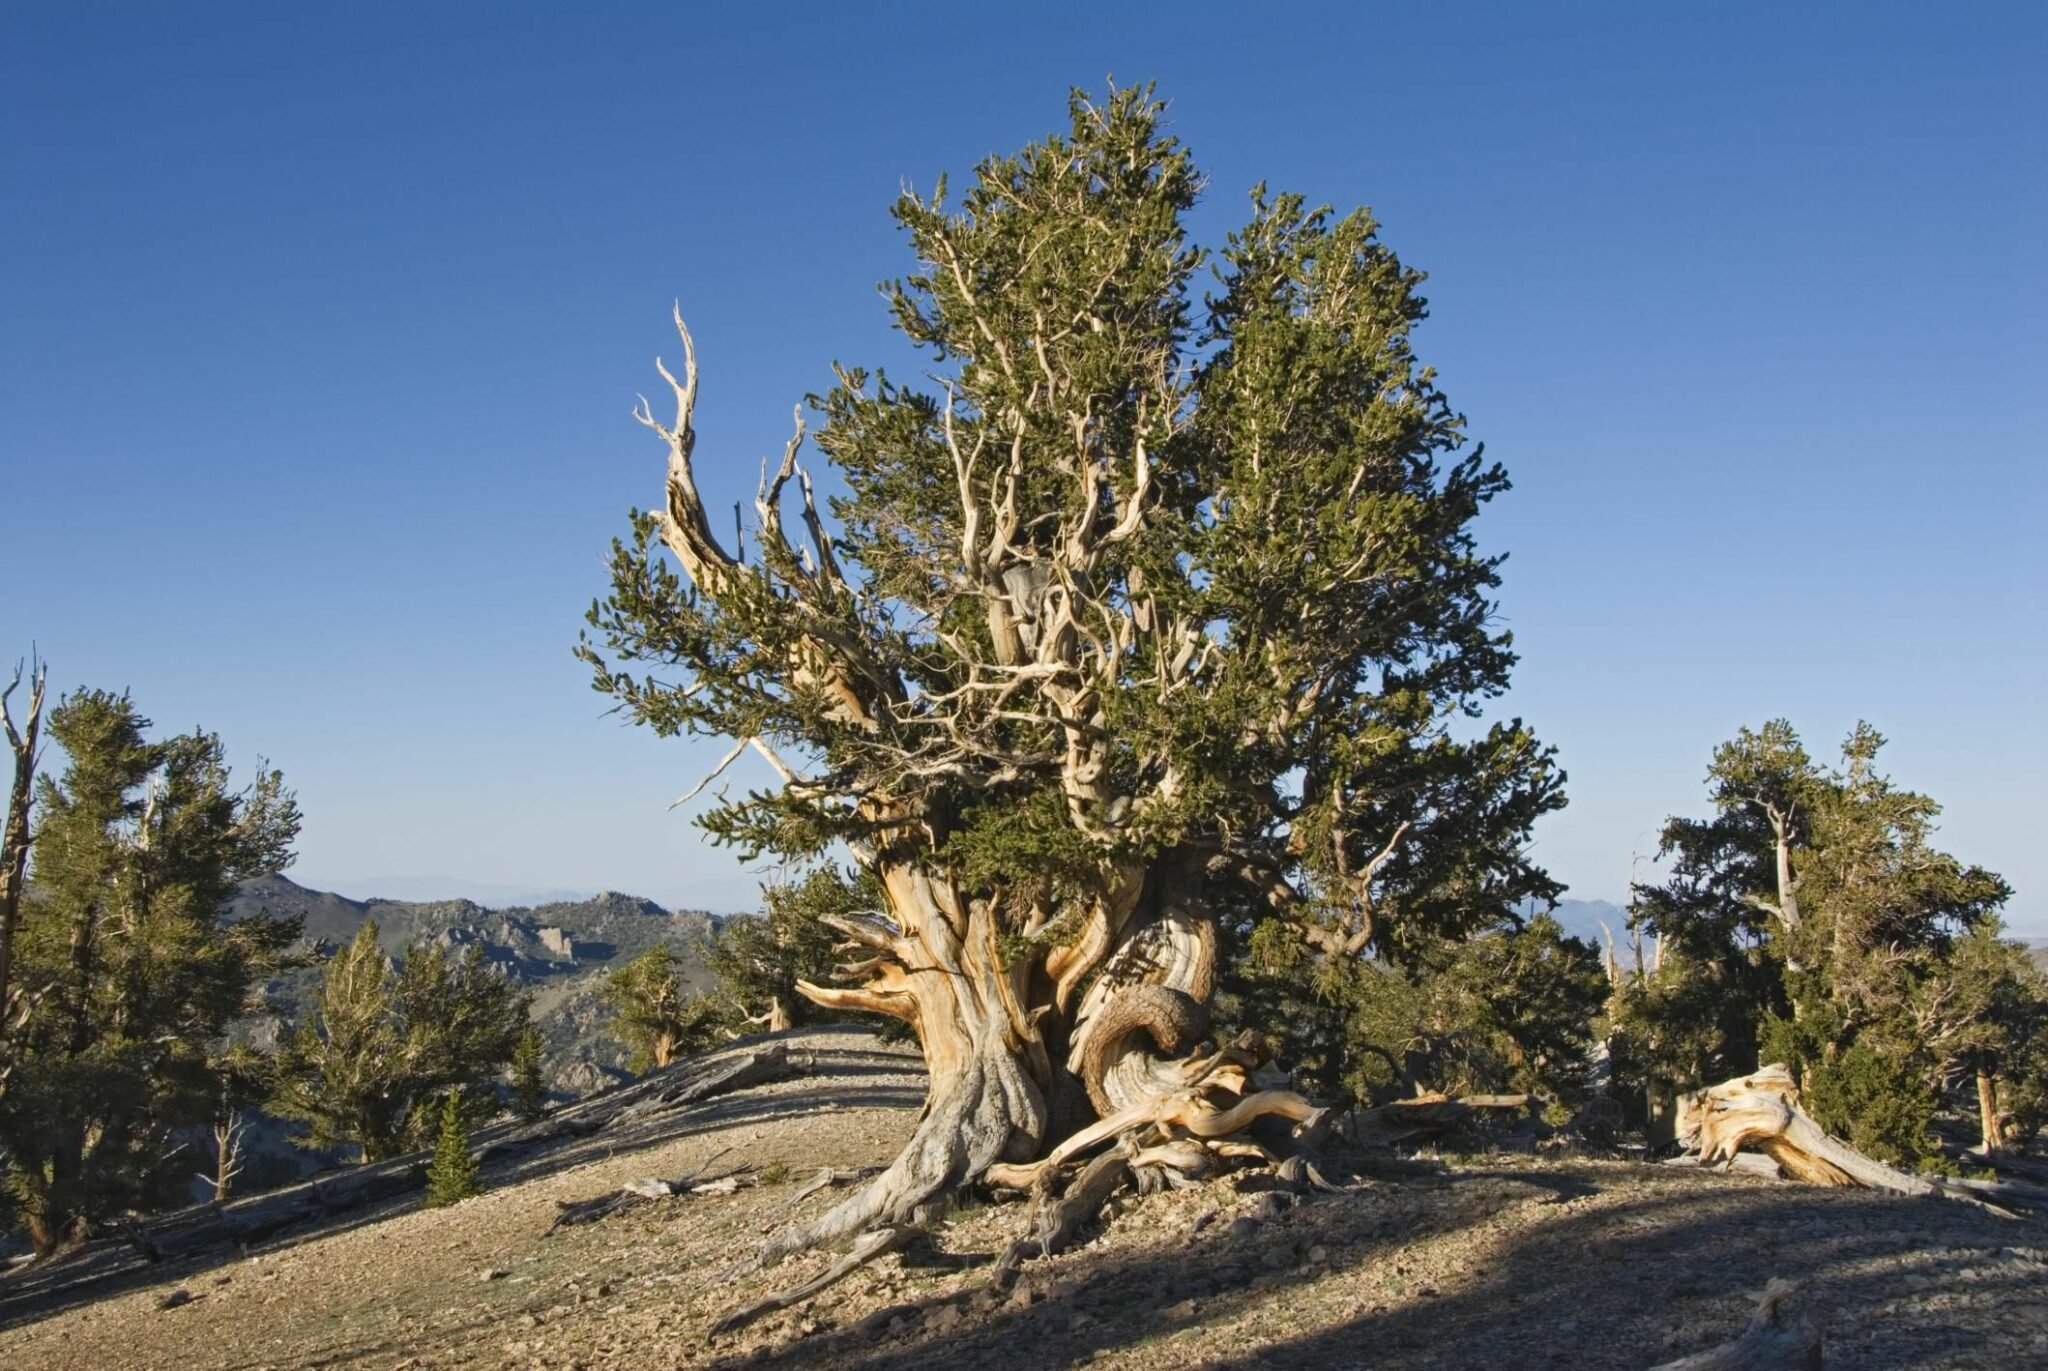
709,1163,2046,1371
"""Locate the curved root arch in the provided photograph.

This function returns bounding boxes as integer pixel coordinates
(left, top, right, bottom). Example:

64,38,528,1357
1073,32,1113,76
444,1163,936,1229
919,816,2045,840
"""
1069,903,1218,1116
1003,898,1327,1193
748,868,1323,1297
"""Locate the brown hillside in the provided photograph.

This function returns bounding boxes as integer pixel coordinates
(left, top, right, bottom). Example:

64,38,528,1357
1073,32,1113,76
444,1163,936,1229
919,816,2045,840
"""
2,1028,2044,1370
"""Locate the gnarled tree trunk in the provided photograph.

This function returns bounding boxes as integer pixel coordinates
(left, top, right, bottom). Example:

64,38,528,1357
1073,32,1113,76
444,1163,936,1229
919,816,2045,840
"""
590,131,1566,1310
1977,1068,2001,1156
757,857,1320,1269
760,866,1050,1262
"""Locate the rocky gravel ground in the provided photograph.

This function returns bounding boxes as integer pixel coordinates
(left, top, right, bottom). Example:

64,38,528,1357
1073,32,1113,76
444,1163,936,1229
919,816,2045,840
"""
3,1029,2045,1370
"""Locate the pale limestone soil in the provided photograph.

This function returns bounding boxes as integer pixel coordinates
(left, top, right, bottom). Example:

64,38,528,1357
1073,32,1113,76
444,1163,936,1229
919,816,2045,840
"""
4,1070,2047,1370
0,1099,916,1371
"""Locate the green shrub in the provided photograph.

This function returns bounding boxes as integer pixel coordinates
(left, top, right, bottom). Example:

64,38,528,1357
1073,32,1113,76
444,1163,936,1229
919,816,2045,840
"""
1800,1043,1940,1170
423,1090,483,1208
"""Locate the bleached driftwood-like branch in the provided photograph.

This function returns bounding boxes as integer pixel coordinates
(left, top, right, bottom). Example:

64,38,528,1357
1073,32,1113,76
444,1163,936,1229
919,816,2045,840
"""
1679,1065,2018,1217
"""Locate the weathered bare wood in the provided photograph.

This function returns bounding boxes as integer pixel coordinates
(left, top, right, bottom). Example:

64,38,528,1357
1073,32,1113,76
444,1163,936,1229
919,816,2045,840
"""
475,1044,792,1166
982,1032,1326,1192
0,654,49,1083
1273,1153,1343,1193
1924,1173,2048,1206
1679,1065,2023,1217
1650,1278,1822,1370
1664,1151,1784,1181
1346,1091,1533,1147
710,1225,913,1338
990,1149,1132,1287
546,1147,746,1234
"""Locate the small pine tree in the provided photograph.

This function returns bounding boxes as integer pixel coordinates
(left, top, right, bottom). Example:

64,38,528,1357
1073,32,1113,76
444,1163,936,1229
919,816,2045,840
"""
423,1089,481,1208
600,947,727,1070
271,924,531,1160
701,868,866,1032
512,1026,547,1123
0,688,303,1251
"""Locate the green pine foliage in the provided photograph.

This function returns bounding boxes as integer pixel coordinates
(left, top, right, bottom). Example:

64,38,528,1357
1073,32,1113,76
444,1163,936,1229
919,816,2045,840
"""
0,689,302,1253
579,85,1564,1097
270,922,530,1161
1615,720,2044,1164
600,947,727,1071
422,1088,482,1208
701,868,868,1031
1227,912,1607,1108
511,1026,547,1123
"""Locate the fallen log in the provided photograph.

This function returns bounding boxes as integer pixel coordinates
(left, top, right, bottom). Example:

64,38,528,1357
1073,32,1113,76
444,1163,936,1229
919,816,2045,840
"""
1679,1065,2022,1216
1359,1092,1529,1122
476,1045,793,1165
1347,1091,1532,1146
547,1147,750,1234
1649,1278,1822,1370
1664,1151,1783,1181
1936,1174,2048,1207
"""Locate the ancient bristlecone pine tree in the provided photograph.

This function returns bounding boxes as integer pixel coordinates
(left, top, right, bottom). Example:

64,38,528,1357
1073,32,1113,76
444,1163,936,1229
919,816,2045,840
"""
581,87,1562,1269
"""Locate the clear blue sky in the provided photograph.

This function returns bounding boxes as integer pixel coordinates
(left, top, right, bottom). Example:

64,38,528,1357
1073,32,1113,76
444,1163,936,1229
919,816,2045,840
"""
4,3,2042,929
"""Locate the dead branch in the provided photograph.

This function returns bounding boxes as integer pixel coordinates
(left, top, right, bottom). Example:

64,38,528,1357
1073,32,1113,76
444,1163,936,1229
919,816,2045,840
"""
1649,1278,1822,1370
766,1165,884,1229
546,1146,747,1234
710,1225,913,1338
989,1149,1132,1288
1348,1092,1532,1145
1679,1065,2023,1217
0,652,49,1058
196,1111,249,1203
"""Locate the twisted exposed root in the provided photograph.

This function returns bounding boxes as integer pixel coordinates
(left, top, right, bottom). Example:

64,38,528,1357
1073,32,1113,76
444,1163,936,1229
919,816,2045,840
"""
989,1149,1133,1287
1076,983,1209,1118
1174,1087,1323,1138
710,1225,913,1339
987,1031,1327,1192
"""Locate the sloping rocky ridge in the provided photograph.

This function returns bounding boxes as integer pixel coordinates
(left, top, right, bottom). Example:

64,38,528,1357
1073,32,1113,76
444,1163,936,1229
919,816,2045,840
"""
231,875,725,1096
0,1026,923,1331
3,1025,2045,1369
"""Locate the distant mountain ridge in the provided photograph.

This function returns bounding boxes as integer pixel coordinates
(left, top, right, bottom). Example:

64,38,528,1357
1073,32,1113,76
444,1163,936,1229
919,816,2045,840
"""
292,875,606,907
1538,898,1628,948
232,875,726,1096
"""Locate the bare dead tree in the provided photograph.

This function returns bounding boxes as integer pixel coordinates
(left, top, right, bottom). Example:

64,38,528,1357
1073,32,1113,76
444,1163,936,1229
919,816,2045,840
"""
0,652,49,1095
198,1110,250,1203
